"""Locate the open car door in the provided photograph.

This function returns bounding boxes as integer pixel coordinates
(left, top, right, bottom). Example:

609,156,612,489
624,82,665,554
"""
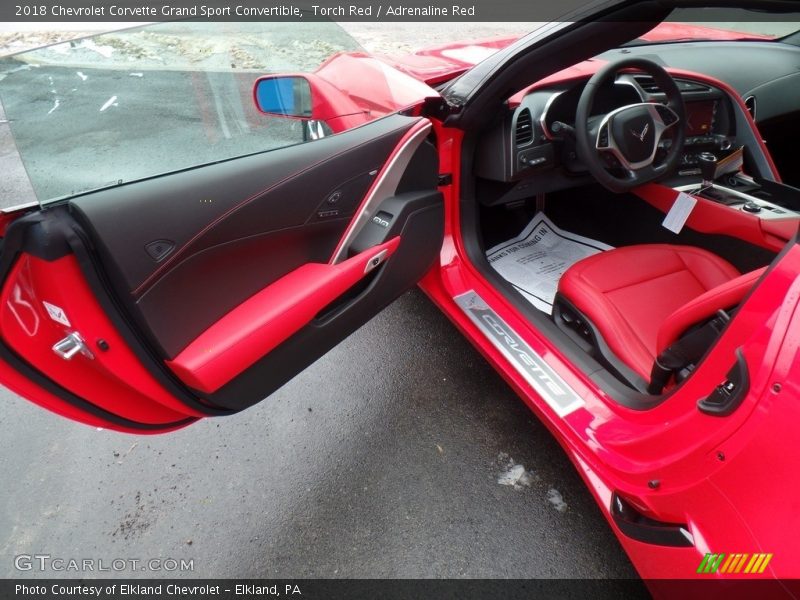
0,114,442,433
0,24,444,433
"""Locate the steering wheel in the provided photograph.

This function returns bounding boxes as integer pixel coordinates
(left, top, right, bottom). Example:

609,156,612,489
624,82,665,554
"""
575,57,686,193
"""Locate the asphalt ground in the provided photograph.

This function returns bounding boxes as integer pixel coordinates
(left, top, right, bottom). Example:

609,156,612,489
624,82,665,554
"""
0,289,641,584
0,24,642,590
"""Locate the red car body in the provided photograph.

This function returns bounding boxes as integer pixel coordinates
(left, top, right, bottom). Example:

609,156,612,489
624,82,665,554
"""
1,11,798,590
251,22,772,134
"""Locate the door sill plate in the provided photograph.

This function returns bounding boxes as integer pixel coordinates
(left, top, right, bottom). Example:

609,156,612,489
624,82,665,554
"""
455,290,584,417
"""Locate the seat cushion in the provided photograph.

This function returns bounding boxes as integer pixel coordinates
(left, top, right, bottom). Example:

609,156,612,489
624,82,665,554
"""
558,244,740,380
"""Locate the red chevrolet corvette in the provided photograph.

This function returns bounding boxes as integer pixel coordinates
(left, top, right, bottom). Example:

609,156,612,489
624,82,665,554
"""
1,0,799,586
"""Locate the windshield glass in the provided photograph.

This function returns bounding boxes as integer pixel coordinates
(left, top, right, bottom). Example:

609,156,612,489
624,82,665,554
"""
0,21,365,204
633,8,800,44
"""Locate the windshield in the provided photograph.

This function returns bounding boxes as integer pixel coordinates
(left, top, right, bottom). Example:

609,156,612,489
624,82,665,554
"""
633,8,800,44
0,21,365,204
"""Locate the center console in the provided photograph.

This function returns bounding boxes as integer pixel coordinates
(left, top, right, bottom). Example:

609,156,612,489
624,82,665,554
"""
672,141,800,224
675,176,800,221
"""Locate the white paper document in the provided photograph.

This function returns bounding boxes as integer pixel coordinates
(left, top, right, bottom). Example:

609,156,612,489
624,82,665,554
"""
662,192,697,234
486,214,613,314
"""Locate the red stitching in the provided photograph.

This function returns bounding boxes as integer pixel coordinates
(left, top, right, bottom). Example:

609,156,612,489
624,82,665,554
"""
131,121,418,297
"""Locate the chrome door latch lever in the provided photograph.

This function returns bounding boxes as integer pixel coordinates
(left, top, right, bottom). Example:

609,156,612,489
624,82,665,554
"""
52,332,95,360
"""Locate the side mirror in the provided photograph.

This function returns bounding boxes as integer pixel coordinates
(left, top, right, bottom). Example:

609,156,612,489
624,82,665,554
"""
254,76,313,119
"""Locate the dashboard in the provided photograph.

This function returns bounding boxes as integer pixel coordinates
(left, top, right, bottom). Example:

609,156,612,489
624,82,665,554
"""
474,38,800,204
475,73,736,191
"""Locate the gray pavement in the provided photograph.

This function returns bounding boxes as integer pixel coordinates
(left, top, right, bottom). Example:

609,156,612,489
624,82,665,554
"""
0,289,640,583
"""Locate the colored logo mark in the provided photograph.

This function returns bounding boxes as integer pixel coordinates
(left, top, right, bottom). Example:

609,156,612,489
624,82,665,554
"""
697,552,773,574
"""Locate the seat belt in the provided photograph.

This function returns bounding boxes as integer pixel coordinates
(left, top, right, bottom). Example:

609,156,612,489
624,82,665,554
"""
648,310,731,395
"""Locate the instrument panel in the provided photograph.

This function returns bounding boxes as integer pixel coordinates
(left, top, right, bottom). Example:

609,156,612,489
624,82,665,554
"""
475,73,733,186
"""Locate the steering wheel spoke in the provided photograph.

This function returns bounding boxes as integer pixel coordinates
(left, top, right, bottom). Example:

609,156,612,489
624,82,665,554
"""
652,103,680,129
596,122,611,149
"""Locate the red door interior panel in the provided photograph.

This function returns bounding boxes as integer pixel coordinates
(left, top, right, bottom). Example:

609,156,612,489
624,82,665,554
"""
167,237,401,393
0,253,199,430
70,113,425,359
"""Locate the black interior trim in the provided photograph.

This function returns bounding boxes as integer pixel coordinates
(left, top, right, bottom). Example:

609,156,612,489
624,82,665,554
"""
553,293,651,396
71,114,420,294
697,347,750,416
70,114,424,358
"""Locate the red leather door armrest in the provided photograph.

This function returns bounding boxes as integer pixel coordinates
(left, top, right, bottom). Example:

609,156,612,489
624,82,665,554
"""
167,237,400,394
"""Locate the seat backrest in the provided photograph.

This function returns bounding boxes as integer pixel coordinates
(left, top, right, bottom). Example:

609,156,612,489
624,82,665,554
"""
656,266,768,355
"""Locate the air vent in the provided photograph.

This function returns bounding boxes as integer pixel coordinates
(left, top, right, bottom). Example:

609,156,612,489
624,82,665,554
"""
633,75,661,94
677,79,712,93
744,96,756,120
515,108,533,146
633,75,711,94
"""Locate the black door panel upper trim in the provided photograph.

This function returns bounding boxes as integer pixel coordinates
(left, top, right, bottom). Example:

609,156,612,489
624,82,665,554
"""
70,113,422,296
330,120,432,263
70,114,424,358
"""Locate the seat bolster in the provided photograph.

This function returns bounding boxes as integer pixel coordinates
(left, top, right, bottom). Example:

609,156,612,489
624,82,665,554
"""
672,245,741,289
656,266,767,355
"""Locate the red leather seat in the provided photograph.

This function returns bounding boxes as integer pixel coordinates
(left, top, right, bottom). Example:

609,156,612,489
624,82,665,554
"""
557,244,760,382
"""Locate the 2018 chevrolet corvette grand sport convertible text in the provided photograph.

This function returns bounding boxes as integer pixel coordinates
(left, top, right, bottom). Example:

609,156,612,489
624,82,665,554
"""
1,0,799,588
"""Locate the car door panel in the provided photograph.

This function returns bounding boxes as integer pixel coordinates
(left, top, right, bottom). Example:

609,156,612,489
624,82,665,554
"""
0,114,443,431
118,219,348,359
71,114,427,358
70,114,417,294
203,188,444,411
